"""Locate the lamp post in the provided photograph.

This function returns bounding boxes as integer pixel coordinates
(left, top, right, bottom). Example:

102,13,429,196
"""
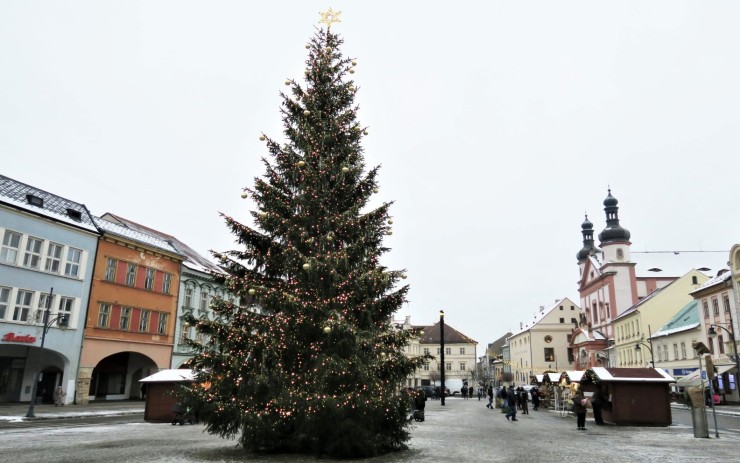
439,310,445,406
635,325,655,368
708,314,740,399
26,288,66,418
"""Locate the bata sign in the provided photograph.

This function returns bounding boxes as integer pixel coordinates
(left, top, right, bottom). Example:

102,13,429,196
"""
1,333,37,343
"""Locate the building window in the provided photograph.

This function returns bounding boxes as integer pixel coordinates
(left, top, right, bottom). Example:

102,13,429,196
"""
45,242,63,273
423,348,429,355
445,347,451,355
57,297,73,326
0,286,9,319
724,296,731,313
145,268,155,291
718,336,725,354
673,344,679,359
13,290,33,322
703,301,709,318
163,273,172,294
712,299,720,316
664,345,670,360
423,362,429,371
65,247,82,277
559,305,563,310
445,362,452,371
126,263,136,286
559,318,565,323
460,362,466,371
23,237,43,269
200,290,209,310
1,230,22,264
571,305,575,310
120,307,131,330
139,310,150,332
681,342,687,359
184,287,193,308
656,346,662,362
105,258,117,282
158,313,168,335
179,321,190,344
459,347,465,354
544,348,555,362
98,303,111,327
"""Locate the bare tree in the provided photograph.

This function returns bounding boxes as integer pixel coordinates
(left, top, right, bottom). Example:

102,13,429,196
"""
428,370,440,386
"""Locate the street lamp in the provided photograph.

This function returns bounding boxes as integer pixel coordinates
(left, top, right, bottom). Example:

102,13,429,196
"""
26,288,68,418
708,315,740,395
439,310,445,406
635,325,655,368
634,342,655,368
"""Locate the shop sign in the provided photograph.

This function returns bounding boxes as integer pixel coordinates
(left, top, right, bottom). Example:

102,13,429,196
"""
673,368,698,376
1,333,37,343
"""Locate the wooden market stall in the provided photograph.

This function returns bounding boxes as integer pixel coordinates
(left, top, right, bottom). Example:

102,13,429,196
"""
581,367,675,426
139,369,196,423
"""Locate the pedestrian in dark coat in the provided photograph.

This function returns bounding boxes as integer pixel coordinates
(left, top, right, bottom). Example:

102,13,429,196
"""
486,385,494,408
505,387,518,421
591,388,605,425
519,388,529,414
572,391,589,430
531,386,540,411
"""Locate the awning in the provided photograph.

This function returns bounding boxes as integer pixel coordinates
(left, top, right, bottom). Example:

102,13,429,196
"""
675,364,736,387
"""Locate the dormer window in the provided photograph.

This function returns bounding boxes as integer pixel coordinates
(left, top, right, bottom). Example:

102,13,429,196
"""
26,194,43,207
66,208,82,221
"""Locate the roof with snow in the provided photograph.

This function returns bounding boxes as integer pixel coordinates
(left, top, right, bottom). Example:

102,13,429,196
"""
586,367,675,383
630,251,728,279
651,300,700,339
691,270,732,295
139,369,197,383
419,321,477,345
509,298,576,337
0,174,98,233
94,216,182,256
102,213,223,274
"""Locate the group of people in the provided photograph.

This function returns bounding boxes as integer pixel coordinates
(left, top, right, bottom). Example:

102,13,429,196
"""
460,385,475,399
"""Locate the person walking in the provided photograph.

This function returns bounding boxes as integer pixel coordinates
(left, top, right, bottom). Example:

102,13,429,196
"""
486,385,494,409
499,385,508,411
519,388,529,415
591,388,605,425
531,386,540,411
572,389,589,430
477,386,483,401
505,387,518,421
54,385,66,406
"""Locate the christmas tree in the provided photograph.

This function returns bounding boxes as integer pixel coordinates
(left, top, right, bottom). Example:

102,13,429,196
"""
181,18,428,458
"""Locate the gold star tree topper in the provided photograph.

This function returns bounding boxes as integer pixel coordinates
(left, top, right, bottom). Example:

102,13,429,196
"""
319,7,342,28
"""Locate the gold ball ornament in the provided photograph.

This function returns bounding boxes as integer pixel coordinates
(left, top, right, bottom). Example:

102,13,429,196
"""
342,166,350,173
401,274,407,280
386,230,393,235
326,47,332,53
380,352,386,357
363,129,369,135
326,235,334,242
284,79,290,86
351,60,357,66
240,192,249,199
259,135,266,141
323,326,332,334
248,288,256,296
303,110,311,116
349,85,355,92
372,188,379,193
349,69,355,74
305,44,310,49
388,219,394,224
302,263,311,271
258,211,267,218
297,160,306,167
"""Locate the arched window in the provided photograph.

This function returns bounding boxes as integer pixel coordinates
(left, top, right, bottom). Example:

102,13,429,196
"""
616,248,624,260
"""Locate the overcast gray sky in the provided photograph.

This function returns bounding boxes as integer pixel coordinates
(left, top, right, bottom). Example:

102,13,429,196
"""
2,1,739,354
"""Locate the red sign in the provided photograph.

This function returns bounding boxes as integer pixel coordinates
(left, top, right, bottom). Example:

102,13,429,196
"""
1,333,37,343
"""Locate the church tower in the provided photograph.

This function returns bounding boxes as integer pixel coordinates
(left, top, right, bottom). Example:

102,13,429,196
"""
598,189,632,264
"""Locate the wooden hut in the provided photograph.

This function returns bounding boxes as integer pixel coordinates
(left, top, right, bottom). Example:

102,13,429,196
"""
581,367,675,426
139,369,196,423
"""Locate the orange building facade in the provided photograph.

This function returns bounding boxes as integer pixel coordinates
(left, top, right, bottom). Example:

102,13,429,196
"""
76,218,183,403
